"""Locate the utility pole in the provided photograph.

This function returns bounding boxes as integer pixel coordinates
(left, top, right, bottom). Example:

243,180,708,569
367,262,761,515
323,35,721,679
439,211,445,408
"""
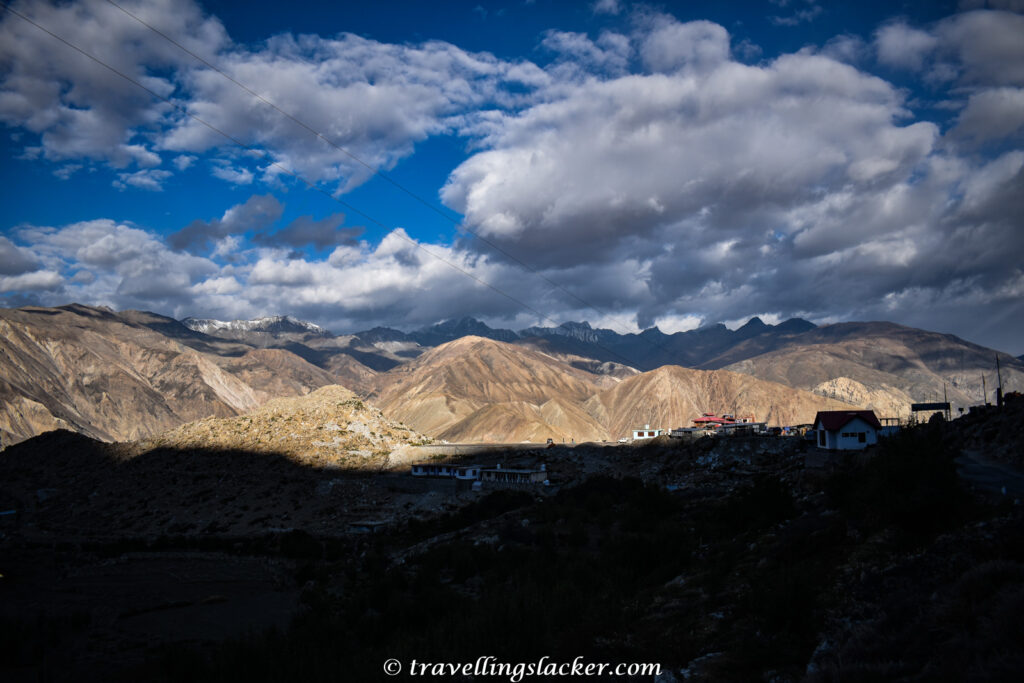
996,355,1004,410
982,374,988,406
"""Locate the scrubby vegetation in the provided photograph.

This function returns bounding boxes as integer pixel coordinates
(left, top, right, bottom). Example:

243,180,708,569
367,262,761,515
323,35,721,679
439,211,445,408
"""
154,422,1019,682
824,421,976,545
4,416,1023,682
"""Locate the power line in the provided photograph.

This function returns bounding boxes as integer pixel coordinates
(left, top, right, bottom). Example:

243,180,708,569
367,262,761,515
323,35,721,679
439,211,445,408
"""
1,1,655,368
99,0,683,353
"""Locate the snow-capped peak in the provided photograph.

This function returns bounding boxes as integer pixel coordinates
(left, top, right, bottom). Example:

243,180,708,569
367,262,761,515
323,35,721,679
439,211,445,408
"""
182,315,327,336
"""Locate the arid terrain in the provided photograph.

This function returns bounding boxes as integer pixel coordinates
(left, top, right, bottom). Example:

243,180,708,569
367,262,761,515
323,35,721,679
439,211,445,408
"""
9,304,1019,449
2,395,1023,681
2,304,1023,680
0,306,338,447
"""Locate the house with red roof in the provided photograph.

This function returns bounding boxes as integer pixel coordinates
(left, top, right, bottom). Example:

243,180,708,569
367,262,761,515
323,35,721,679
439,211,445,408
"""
813,410,882,450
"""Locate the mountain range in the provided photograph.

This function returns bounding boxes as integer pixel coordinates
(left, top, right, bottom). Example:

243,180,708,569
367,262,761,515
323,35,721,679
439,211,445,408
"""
179,312,820,371
182,310,1023,413
2,304,1022,448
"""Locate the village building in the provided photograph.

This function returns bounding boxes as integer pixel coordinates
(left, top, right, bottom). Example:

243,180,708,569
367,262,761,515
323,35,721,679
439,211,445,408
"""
691,413,758,429
410,462,547,485
716,421,768,436
813,410,882,450
410,463,482,480
632,424,664,440
479,464,548,485
669,427,709,438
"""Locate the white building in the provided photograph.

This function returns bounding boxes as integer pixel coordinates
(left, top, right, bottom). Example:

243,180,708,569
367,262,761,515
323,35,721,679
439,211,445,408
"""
632,424,664,440
813,410,882,450
410,463,482,480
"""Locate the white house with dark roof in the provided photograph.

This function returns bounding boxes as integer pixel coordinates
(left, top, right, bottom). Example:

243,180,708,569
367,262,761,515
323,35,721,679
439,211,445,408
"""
813,410,882,450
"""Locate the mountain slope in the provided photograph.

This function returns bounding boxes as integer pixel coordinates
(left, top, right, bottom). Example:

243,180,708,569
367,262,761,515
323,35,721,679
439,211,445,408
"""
435,398,607,444
0,305,338,447
369,336,617,441
721,322,1024,416
144,385,428,468
587,365,853,440
179,314,416,375
369,336,850,442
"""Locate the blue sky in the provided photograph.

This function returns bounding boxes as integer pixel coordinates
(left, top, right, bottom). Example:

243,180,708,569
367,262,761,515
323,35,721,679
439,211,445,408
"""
1,0,1023,354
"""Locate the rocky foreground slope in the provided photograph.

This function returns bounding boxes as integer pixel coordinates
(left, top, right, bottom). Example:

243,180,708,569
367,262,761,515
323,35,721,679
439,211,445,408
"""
143,385,430,469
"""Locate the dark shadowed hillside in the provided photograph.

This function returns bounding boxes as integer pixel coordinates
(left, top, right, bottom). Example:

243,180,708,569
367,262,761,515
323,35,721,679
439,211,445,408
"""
4,404,1020,681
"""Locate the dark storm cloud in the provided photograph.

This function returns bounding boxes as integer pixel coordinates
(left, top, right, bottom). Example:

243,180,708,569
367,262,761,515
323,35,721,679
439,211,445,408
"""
0,236,39,275
253,213,363,250
168,194,284,253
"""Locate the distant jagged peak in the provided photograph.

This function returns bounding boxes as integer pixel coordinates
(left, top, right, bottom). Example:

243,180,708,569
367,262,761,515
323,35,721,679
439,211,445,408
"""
520,320,607,344
351,326,412,343
424,316,503,332
439,315,488,329
410,316,519,344
775,317,817,334
181,314,329,337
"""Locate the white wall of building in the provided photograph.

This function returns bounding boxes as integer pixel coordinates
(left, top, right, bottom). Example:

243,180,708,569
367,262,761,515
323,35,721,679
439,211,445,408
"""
816,417,878,450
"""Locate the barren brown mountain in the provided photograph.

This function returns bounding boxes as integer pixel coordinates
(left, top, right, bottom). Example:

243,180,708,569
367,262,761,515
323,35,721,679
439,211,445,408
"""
0,305,338,447
369,336,617,441
321,352,379,395
587,365,853,440
435,398,608,443
369,336,852,442
720,322,1024,417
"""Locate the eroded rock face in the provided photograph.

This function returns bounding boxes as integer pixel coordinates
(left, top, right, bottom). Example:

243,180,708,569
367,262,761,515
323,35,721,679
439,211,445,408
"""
811,376,914,420
723,322,1024,416
0,305,339,448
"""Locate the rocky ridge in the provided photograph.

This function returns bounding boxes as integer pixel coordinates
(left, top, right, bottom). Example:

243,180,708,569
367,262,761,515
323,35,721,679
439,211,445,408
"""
142,385,430,469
